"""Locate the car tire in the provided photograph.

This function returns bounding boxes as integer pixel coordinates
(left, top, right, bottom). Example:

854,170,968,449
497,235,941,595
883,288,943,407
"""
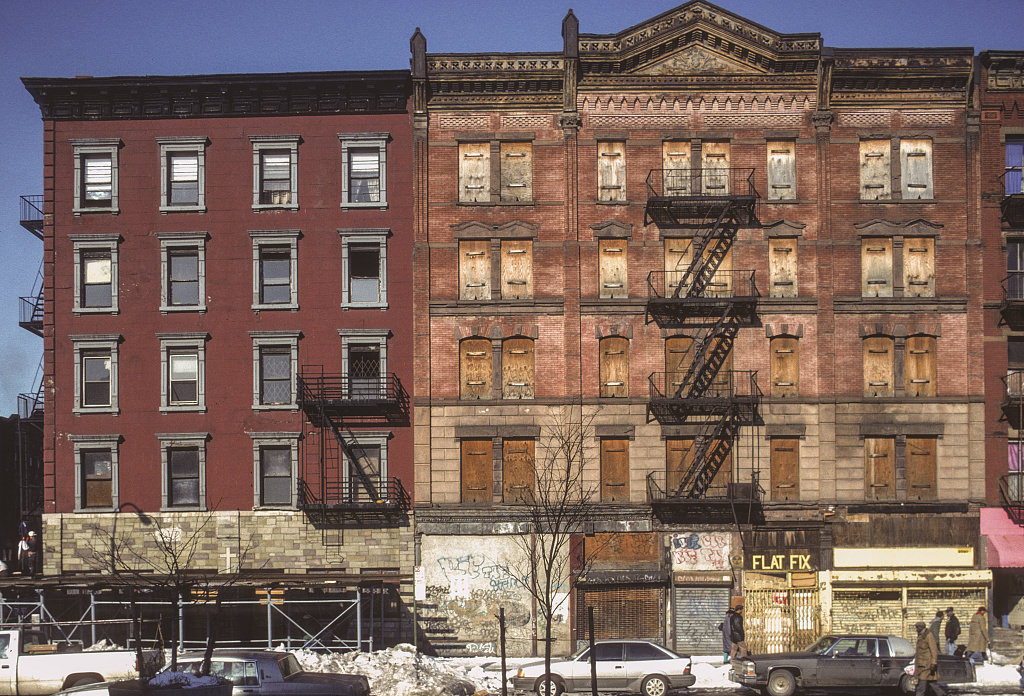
765,669,796,696
641,675,669,696
535,675,564,696
899,674,917,694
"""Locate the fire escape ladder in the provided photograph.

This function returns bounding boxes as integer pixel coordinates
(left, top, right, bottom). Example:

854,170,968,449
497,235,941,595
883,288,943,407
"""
671,411,739,498
671,204,736,299
325,419,381,503
672,306,734,399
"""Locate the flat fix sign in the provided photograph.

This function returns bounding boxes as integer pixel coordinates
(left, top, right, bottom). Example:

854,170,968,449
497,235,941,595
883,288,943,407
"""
749,553,814,571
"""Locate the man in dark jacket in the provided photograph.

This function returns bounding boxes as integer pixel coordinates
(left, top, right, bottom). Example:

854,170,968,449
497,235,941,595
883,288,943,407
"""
944,607,960,656
720,608,734,663
914,621,945,696
728,605,747,660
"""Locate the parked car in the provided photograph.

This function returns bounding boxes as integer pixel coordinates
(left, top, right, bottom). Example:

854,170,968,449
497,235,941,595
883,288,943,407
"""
728,634,976,696
0,627,164,695
55,649,370,696
511,639,695,696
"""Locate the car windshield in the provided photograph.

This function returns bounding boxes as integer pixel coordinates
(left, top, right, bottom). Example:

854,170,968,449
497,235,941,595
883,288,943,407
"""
806,636,839,654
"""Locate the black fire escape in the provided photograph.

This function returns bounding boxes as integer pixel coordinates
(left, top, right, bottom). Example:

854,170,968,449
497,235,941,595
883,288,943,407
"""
297,366,410,529
17,195,44,523
1000,165,1024,525
643,167,763,524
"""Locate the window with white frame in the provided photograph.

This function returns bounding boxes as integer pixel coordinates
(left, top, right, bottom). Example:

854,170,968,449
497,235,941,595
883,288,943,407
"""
339,133,389,207
250,331,300,410
343,432,390,502
70,434,120,511
250,230,299,310
71,138,120,214
71,334,120,415
248,432,299,508
157,433,208,510
250,135,300,210
339,228,388,309
157,232,206,312
339,330,388,399
71,234,120,314
157,136,208,212
159,333,208,412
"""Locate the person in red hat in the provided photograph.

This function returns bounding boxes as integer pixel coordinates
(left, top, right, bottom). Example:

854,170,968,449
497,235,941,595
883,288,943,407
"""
966,606,990,664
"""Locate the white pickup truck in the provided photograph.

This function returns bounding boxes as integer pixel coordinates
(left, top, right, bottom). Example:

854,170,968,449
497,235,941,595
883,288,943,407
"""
0,628,163,695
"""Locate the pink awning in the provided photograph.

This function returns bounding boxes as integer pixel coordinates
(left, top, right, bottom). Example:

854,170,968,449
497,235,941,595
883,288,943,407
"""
982,507,1024,568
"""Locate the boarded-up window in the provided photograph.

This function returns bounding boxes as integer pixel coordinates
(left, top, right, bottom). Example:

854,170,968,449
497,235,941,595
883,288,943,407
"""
862,238,893,297
502,338,534,399
664,238,690,295
770,438,800,501
708,336,734,395
860,140,891,200
600,438,629,502
903,237,935,297
500,141,532,202
461,439,493,503
666,438,694,495
900,139,933,200
459,142,490,203
702,142,730,195
665,336,694,395
770,336,799,398
905,335,937,397
863,336,895,397
769,238,798,298
706,241,732,297
599,238,627,298
597,141,626,202
865,437,895,500
767,141,796,200
500,239,533,299
459,240,491,300
706,439,733,492
503,439,535,503
663,141,691,195
906,437,937,500
600,336,629,398
460,338,492,399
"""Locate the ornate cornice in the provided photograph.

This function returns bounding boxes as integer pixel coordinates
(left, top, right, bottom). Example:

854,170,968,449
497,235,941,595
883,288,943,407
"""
981,51,1024,92
22,71,411,121
426,54,563,75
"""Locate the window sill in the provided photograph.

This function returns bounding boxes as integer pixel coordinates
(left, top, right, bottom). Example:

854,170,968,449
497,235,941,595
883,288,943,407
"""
252,505,297,512
252,303,299,312
160,406,207,414
341,202,388,210
160,305,207,314
73,207,119,216
456,201,536,207
73,407,119,416
161,505,206,513
252,203,298,212
74,307,119,315
252,404,298,412
341,302,389,311
596,200,630,206
75,506,117,513
858,198,935,203
159,205,206,214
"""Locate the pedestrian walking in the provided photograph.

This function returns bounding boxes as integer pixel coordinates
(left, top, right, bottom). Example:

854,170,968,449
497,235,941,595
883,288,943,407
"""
728,605,748,660
719,607,734,663
944,607,960,656
966,606,989,664
914,621,946,696
16,535,29,575
928,609,943,645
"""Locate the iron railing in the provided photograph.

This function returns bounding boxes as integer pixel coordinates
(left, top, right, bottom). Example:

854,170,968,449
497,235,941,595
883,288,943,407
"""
20,195,43,238
298,476,410,510
649,369,761,403
646,167,758,200
647,269,759,301
999,472,1024,525
298,371,408,414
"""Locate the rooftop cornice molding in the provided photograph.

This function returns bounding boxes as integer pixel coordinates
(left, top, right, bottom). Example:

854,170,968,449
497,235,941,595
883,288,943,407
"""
425,54,564,76
22,70,411,121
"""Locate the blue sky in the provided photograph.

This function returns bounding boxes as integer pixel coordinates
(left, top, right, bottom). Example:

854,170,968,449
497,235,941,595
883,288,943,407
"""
0,0,1022,416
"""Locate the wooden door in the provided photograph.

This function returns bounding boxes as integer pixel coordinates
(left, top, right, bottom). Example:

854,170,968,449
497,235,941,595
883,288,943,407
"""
597,141,626,202
500,239,533,299
459,240,491,300
767,141,796,200
702,142,730,195
903,237,935,297
666,438,694,494
863,337,894,397
599,239,627,298
862,238,893,297
500,141,532,202
601,439,629,502
460,338,492,399
665,337,694,395
900,139,933,200
600,337,629,398
770,337,799,398
769,238,798,298
865,438,895,500
461,439,493,503
459,142,490,203
905,336,936,397
503,439,535,503
663,141,691,195
502,338,534,399
664,238,690,295
859,140,891,200
770,438,800,501
905,437,937,500
707,336,734,394
707,439,733,491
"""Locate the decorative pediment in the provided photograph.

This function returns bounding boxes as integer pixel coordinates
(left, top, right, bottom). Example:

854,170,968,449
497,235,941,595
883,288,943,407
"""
451,220,539,239
763,219,807,238
854,218,943,237
641,45,765,76
591,220,634,238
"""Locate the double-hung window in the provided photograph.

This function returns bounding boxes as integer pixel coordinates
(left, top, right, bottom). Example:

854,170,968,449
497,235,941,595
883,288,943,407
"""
248,432,300,508
72,334,120,415
157,136,208,212
159,333,208,412
250,230,299,310
250,331,300,410
71,234,120,314
157,433,208,510
1007,138,1024,195
339,330,389,400
71,139,121,214
70,434,120,511
158,232,207,312
343,432,390,503
340,133,389,207
250,136,300,210
339,229,388,309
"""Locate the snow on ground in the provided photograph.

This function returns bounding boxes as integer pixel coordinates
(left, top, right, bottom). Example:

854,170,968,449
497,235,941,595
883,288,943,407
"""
291,646,1024,695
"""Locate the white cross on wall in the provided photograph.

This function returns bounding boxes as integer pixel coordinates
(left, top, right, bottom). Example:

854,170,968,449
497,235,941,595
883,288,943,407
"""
222,546,235,573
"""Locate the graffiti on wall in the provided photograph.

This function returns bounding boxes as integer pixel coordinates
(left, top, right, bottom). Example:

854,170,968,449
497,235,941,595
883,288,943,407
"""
670,532,731,571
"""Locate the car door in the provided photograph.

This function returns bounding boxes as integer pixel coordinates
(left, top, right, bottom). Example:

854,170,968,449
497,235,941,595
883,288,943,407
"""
623,642,675,691
816,638,881,686
590,642,628,691
0,633,14,696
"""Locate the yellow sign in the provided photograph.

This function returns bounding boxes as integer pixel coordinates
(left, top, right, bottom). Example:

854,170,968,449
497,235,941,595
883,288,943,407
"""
750,553,813,571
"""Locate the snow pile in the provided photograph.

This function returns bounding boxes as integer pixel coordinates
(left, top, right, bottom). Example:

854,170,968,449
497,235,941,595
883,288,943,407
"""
84,638,122,651
148,670,221,688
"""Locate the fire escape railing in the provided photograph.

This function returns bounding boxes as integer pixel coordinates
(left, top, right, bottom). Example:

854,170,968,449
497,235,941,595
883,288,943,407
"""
20,195,44,239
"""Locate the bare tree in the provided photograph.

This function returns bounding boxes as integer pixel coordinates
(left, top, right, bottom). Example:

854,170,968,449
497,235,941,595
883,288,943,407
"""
80,511,260,677
497,403,607,693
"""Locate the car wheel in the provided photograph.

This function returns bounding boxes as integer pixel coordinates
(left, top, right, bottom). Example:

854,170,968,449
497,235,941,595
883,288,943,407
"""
765,669,796,696
899,674,917,694
641,675,669,696
535,675,564,696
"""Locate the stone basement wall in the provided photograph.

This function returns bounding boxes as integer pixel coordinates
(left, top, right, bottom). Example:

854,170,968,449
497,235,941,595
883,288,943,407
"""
42,510,414,576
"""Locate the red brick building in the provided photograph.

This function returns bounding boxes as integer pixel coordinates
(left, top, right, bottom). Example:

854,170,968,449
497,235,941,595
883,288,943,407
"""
21,70,416,646
411,2,990,656
979,50,1024,629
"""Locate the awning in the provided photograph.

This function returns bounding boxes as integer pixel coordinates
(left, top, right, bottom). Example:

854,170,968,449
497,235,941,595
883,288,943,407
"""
981,507,1024,568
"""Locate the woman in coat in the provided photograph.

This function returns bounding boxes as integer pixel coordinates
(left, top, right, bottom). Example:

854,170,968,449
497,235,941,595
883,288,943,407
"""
966,607,989,663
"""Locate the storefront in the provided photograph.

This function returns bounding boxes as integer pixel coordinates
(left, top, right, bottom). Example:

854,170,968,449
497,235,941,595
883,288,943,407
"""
669,530,736,654
981,507,1024,627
